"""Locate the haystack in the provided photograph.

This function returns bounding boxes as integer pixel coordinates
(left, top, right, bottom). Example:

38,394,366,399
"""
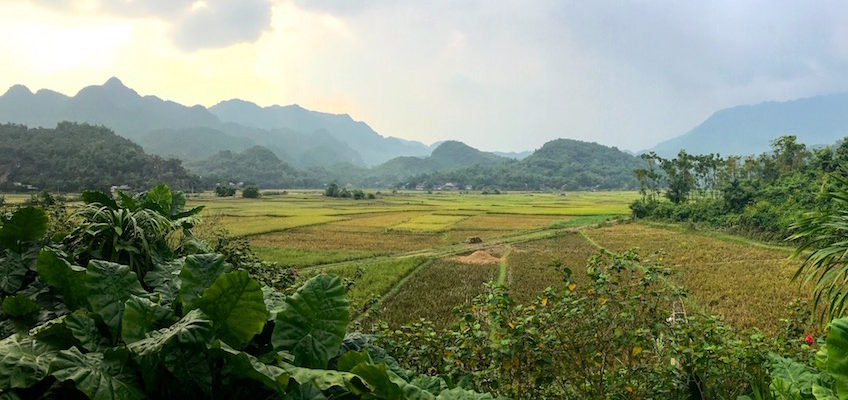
456,250,500,265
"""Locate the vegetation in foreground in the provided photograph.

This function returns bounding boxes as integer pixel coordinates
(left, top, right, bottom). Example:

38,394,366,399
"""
0,185,491,399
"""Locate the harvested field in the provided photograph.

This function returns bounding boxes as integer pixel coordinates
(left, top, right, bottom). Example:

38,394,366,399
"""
584,222,802,334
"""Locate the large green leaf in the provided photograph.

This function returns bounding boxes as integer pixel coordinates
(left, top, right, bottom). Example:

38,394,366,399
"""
263,286,287,321
1,294,40,319
0,253,28,294
769,353,818,398
826,317,848,397
64,310,108,352
212,341,289,394
144,259,182,306
127,309,213,357
144,184,172,214
0,207,48,250
36,249,87,307
199,270,268,349
121,295,176,344
436,388,496,400
283,364,367,394
272,274,349,369
178,254,229,308
50,347,145,400
0,334,56,390
80,190,118,209
85,260,147,335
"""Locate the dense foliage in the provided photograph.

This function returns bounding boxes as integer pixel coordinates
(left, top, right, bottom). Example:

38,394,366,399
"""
631,135,846,240
0,123,196,192
0,184,491,399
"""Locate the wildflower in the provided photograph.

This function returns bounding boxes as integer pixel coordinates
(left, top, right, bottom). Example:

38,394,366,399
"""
805,334,813,345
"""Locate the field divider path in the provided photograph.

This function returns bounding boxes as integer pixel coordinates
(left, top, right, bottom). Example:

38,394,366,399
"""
352,257,436,324
497,249,510,286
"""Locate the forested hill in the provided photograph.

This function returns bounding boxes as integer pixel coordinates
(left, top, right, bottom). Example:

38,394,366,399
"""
367,141,509,181
186,146,305,188
0,122,196,192
400,138,642,190
650,92,848,157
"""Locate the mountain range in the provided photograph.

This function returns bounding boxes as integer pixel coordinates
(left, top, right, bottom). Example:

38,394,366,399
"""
649,92,848,157
0,78,430,168
4,77,848,190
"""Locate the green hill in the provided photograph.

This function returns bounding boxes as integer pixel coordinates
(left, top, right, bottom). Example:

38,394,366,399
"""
186,146,302,188
0,122,196,192
403,138,640,190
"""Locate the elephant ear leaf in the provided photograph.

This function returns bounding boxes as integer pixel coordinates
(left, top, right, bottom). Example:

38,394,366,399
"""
0,207,48,250
199,270,267,349
143,184,172,214
178,254,229,309
36,249,87,308
127,309,213,357
80,191,117,210
272,274,349,369
0,334,56,390
50,347,145,400
826,317,848,395
85,260,147,335
121,295,176,344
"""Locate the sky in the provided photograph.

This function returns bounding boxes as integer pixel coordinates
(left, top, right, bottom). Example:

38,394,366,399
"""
2,1,848,152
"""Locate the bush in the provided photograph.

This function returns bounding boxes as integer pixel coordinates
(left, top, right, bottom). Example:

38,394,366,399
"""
215,184,236,197
242,185,261,198
377,250,775,399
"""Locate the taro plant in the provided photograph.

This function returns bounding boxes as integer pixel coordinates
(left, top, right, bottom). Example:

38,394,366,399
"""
0,184,493,399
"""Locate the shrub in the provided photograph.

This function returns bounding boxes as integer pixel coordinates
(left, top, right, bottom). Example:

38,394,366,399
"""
242,185,261,198
215,184,236,197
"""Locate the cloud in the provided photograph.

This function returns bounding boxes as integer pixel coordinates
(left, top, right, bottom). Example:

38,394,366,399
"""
30,0,273,50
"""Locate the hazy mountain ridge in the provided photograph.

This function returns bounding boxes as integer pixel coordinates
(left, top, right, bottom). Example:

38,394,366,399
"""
0,78,430,168
650,92,848,157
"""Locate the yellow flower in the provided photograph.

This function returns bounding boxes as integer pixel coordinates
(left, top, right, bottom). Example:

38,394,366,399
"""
541,297,548,306
568,283,577,291
632,346,642,357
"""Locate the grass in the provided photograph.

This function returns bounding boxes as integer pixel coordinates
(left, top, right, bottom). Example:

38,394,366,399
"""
253,246,382,268
583,222,804,335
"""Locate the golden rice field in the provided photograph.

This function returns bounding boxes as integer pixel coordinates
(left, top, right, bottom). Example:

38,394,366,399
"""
186,190,803,335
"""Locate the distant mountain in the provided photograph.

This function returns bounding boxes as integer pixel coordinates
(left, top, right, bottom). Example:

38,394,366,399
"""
403,138,641,190
650,93,848,157
368,141,508,182
0,78,431,168
0,122,195,192
0,78,220,140
209,99,431,165
137,127,255,161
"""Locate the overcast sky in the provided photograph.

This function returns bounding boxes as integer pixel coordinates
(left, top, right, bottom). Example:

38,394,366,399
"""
2,1,848,152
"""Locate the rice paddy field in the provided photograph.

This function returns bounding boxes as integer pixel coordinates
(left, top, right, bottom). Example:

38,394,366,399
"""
185,190,805,336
